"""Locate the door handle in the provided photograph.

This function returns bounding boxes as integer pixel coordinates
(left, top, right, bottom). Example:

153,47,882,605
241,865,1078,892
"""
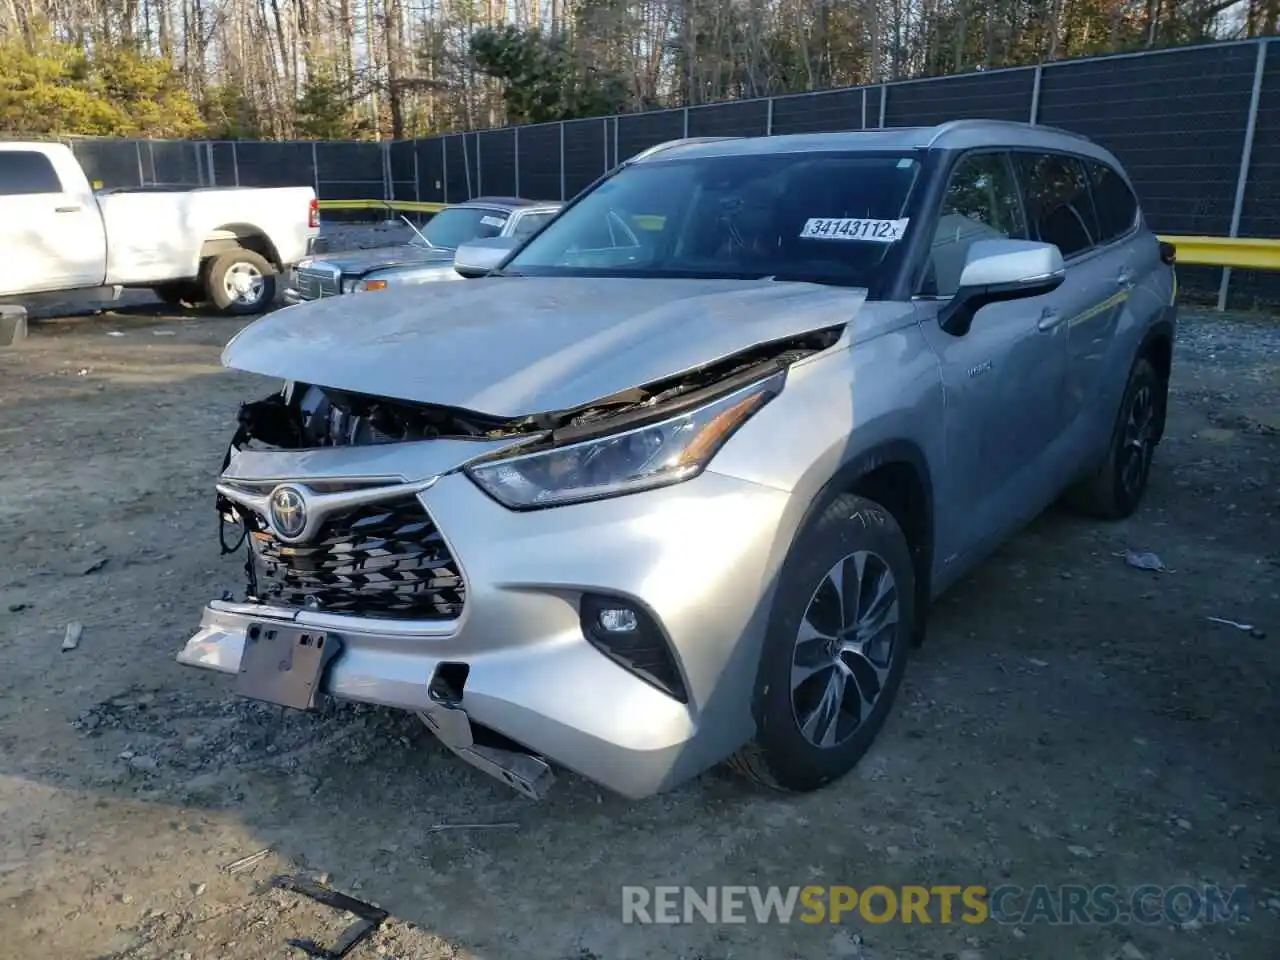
1036,308,1064,332
54,205,82,213
1116,268,1135,287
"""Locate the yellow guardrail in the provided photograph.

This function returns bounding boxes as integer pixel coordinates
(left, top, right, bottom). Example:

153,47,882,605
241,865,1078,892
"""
317,199,446,214
1157,235,1280,270
316,201,1280,270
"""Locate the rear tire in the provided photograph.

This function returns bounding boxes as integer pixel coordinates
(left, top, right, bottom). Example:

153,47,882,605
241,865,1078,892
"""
205,249,277,315
1065,356,1163,520
728,494,915,793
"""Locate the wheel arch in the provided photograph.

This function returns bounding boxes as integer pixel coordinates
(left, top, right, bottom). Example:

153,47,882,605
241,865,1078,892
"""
748,438,936,718
1136,317,1174,440
200,225,283,271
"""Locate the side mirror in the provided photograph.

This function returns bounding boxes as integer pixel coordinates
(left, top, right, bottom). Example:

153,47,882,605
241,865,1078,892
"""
939,239,1065,336
454,236,520,278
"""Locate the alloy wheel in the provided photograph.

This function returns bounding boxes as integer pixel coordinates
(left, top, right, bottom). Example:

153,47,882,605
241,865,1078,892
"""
1120,383,1156,500
224,262,265,306
790,550,900,749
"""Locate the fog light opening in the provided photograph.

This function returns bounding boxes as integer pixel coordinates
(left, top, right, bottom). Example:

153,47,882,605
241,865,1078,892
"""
579,593,689,703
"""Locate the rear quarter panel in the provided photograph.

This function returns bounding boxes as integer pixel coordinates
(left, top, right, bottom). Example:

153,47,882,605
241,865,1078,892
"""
99,187,317,284
1088,230,1176,456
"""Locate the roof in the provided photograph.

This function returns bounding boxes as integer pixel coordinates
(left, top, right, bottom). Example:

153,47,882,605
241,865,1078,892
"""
456,196,561,210
630,120,1119,168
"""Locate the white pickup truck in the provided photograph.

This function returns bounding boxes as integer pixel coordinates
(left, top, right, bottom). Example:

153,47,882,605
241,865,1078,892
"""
0,141,318,314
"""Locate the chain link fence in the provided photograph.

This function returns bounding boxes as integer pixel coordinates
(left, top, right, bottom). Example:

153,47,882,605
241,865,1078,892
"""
66,138,388,203
31,37,1280,305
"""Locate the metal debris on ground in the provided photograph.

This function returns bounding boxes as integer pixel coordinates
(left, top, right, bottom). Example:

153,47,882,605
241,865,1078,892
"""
425,821,519,834
222,847,271,874
1115,550,1173,573
61,622,83,651
1207,616,1266,639
106,331,125,337
270,874,388,960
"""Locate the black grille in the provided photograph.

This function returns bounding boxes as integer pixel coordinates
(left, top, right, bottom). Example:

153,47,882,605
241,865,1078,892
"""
247,497,465,620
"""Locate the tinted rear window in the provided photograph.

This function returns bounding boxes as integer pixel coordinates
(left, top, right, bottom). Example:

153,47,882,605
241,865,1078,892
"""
1013,152,1101,258
0,151,63,195
1085,160,1139,243
510,211,555,239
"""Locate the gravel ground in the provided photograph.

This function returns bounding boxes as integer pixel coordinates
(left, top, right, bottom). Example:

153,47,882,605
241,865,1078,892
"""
0,248,1278,959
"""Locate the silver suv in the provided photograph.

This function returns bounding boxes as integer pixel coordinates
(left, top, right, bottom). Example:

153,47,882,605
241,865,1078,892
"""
183,120,1176,800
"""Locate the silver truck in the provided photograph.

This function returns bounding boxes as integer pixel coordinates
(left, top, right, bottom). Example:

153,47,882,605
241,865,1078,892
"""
287,197,561,300
183,120,1176,800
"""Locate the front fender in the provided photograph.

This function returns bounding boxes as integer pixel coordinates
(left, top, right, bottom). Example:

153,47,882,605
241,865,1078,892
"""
711,318,946,583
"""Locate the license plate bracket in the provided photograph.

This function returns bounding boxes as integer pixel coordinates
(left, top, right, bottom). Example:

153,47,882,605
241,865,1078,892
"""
235,622,342,710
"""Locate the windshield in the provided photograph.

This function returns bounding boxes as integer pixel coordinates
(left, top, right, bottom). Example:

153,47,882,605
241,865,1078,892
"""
504,151,922,288
414,207,509,249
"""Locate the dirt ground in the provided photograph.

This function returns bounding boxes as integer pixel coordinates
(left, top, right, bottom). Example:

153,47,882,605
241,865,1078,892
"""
0,288,1277,960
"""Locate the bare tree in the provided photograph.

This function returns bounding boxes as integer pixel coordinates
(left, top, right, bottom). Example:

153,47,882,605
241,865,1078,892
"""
1,0,1266,139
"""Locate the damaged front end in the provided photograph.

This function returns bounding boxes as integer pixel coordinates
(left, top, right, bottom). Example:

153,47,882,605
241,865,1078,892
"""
215,322,842,573
222,323,842,456
202,325,842,797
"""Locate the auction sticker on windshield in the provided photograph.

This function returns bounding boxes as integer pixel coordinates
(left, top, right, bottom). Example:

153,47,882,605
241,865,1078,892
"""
800,218,909,243
480,216,506,227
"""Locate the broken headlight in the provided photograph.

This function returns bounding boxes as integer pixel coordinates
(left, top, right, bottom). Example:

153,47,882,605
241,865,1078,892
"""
465,374,782,509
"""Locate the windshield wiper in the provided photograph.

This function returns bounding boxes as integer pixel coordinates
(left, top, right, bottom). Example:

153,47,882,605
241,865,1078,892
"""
401,215,436,248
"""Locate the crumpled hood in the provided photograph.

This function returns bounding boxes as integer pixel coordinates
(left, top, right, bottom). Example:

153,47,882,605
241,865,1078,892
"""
304,244,453,275
223,276,865,417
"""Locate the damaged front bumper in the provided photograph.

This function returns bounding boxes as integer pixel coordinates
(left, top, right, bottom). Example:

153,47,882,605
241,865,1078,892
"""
180,600,560,799
179,468,792,799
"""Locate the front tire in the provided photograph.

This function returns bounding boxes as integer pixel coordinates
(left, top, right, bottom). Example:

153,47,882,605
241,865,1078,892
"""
1066,356,1163,520
729,494,915,793
205,249,277,315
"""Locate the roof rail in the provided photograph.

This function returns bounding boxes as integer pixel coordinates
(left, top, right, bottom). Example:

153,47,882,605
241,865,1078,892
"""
623,136,742,165
925,117,1093,147
1029,122,1094,142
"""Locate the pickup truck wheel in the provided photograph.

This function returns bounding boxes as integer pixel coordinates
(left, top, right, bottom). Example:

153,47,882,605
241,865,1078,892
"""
728,494,915,793
1065,357,1163,520
205,249,277,315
